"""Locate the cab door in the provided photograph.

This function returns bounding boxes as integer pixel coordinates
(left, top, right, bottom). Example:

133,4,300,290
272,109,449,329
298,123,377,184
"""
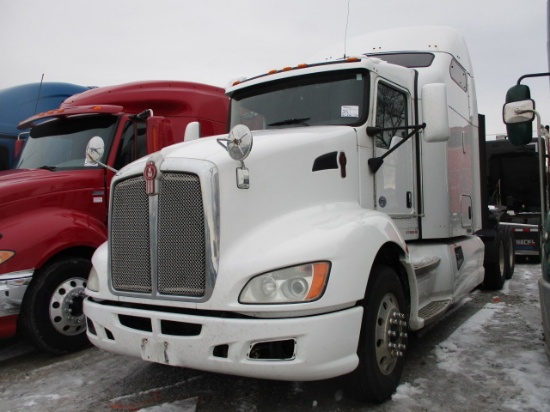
372,81,419,240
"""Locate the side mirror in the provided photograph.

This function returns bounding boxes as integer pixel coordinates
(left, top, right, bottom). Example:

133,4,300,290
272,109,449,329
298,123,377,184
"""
184,121,201,142
421,83,450,142
14,131,29,159
85,136,117,172
85,136,105,164
217,124,254,162
503,84,533,146
146,116,167,153
503,100,535,124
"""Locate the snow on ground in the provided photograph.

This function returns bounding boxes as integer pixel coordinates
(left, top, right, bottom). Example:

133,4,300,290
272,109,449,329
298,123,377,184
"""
1,264,549,411
387,264,550,412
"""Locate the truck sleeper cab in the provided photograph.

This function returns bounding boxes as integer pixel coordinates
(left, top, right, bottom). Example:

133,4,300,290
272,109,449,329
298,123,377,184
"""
85,27,498,403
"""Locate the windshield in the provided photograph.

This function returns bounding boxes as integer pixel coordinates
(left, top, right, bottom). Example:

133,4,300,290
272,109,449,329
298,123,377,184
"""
15,115,118,170
230,69,369,130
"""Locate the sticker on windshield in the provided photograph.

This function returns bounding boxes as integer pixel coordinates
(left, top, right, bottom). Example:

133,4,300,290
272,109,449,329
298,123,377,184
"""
341,105,359,118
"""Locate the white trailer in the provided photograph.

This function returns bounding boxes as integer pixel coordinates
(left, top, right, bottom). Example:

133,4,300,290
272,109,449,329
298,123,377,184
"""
84,26,512,403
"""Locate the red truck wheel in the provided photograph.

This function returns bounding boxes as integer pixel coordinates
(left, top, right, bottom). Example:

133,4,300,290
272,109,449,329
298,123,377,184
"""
345,264,407,403
19,257,91,355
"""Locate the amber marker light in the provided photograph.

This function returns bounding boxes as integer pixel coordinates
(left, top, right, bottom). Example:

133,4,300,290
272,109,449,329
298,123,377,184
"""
0,250,15,264
305,262,331,300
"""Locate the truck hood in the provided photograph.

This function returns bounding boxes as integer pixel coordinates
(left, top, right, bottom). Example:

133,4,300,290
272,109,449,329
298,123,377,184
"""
0,168,103,205
160,125,358,167
117,126,361,249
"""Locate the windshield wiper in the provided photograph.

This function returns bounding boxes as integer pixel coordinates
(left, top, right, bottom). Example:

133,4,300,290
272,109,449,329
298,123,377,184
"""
38,165,57,171
268,117,310,127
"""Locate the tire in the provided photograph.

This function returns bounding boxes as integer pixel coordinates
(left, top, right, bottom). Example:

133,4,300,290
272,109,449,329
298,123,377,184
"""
527,217,542,264
19,257,91,355
503,226,515,280
344,264,407,403
483,229,506,290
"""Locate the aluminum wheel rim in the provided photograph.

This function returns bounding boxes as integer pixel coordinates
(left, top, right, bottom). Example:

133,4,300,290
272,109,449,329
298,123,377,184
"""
49,277,87,336
374,292,406,375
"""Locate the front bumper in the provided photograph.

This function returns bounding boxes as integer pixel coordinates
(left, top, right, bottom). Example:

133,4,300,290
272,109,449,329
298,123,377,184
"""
84,298,363,381
0,270,33,338
539,277,550,361
0,270,33,316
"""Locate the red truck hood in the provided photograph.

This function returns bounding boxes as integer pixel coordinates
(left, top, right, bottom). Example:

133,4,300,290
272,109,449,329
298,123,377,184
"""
0,168,105,204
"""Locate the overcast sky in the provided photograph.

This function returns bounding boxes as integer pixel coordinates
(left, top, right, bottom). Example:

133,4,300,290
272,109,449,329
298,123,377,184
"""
1,0,549,137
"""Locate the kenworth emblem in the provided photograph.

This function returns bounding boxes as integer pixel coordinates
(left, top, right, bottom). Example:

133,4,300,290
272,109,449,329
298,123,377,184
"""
144,161,157,195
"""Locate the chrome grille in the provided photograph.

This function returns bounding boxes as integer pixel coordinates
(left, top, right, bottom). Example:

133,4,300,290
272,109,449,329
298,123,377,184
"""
110,176,151,292
157,173,206,296
110,172,207,298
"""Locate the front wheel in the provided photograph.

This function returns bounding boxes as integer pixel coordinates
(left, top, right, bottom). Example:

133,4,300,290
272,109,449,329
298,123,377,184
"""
344,264,408,403
19,257,91,355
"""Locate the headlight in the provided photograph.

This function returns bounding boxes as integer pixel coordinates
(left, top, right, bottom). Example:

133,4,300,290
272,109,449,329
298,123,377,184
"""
239,262,330,304
87,266,99,292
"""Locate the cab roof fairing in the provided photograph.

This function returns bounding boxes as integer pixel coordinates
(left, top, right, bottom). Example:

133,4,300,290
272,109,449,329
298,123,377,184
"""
17,105,124,130
60,81,228,119
226,56,390,97
310,26,474,76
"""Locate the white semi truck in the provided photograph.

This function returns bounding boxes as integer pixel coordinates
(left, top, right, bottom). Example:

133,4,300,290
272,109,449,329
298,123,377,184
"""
83,26,513,402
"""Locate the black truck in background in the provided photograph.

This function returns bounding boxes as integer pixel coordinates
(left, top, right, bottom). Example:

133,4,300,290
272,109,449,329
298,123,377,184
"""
485,137,545,262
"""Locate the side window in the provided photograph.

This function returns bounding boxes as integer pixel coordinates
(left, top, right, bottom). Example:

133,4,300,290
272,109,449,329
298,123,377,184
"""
375,83,408,149
114,122,147,170
450,58,468,92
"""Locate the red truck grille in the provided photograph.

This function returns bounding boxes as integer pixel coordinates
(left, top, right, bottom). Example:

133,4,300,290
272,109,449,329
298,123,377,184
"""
110,173,206,297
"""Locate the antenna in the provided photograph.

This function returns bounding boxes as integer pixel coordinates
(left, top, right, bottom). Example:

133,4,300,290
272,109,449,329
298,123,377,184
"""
34,73,44,115
343,0,351,58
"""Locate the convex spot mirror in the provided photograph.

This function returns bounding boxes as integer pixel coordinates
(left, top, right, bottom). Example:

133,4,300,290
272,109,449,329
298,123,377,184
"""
85,136,105,165
218,124,253,161
503,84,534,146
503,100,535,124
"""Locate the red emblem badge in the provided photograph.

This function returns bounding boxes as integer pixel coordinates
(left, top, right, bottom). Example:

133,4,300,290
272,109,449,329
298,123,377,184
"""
144,161,157,195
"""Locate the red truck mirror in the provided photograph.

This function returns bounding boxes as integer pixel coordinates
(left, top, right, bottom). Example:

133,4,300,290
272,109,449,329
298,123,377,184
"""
14,132,29,159
146,116,170,153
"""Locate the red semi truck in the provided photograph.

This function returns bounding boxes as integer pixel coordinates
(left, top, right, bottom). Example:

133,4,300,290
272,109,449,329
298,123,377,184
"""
0,80,229,354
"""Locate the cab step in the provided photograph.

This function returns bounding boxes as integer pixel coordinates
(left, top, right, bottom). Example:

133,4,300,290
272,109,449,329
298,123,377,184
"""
411,256,441,276
418,299,451,325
